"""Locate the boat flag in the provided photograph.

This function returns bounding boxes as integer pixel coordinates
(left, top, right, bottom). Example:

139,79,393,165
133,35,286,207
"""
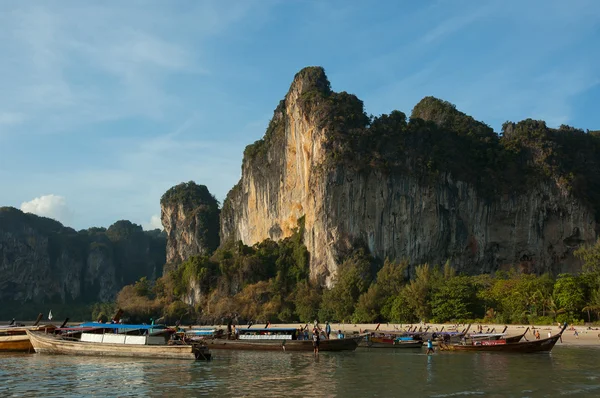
48,310,53,321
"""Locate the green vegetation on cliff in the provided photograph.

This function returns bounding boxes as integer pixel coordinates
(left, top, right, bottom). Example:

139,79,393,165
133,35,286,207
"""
161,181,220,209
116,217,312,323
115,231,600,325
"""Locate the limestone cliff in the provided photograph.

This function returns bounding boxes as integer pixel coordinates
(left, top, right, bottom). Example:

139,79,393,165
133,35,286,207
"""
0,207,165,306
160,182,220,272
221,67,599,286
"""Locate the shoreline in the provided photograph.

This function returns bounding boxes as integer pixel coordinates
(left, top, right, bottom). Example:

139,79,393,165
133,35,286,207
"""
199,322,600,347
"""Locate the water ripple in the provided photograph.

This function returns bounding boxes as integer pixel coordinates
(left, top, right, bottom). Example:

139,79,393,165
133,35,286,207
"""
1,347,599,397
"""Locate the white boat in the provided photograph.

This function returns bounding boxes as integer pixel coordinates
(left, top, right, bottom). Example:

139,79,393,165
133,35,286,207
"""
26,323,211,360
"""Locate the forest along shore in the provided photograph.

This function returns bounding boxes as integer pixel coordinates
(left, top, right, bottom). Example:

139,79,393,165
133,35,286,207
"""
198,323,600,347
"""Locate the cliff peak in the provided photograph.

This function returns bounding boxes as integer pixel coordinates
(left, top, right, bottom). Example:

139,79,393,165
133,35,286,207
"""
411,96,494,138
161,181,219,210
290,66,331,97
160,182,220,269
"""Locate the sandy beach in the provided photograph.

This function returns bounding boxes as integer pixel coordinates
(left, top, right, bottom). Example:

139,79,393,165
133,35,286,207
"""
203,322,600,346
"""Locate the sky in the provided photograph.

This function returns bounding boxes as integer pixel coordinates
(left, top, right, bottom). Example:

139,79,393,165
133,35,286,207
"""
1,0,599,231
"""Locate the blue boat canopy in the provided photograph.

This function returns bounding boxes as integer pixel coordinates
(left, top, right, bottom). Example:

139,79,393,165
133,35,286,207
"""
78,322,169,330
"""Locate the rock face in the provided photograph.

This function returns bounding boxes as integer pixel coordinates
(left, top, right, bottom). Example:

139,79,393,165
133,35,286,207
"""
221,67,598,286
0,207,165,304
160,182,220,272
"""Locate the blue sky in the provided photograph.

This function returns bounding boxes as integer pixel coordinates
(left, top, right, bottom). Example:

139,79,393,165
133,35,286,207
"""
1,0,599,230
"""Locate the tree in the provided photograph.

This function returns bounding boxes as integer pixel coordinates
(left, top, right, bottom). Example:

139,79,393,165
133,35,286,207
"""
353,284,381,323
293,281,322,323
134,277,152,297
583,287,600,322
353,258,408,322
388,288,418,323
403,264,440,322
553,274,585,321
318,248,374,322
431,275,477,322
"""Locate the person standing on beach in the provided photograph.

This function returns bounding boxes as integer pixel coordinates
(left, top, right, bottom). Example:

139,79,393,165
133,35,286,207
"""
325,321,331,339
312,327,320,355
426,339,434,355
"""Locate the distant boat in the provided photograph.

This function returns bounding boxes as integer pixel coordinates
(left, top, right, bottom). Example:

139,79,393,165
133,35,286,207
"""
358,330,423,349
466,327,529,344
27,322,211,360
0,314,55,352
185,327,224,340
205,327,362,352
438,324,566,353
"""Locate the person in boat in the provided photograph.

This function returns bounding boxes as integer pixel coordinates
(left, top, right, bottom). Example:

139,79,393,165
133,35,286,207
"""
312,327,320,354
426,339,434,355
325,321,331,339
337,330,345,339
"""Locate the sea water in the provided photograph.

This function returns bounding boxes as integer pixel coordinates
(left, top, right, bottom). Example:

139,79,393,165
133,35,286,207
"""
1,346,599,397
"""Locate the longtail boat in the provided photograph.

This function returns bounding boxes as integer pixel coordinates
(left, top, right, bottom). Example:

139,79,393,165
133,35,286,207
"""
467,327,529,344
27,322,211,360
359,330,423,349
0,314,56,352
505,327,529,343
438,324,566,353
416,324,472,345
205,327,361,351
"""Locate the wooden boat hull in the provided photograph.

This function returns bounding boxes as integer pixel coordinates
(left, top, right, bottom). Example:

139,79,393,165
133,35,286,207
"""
205,336,360,351
439,334,560,353
26,331,210,360
0,335,33,352
468,332,526,344
360,340,423,349
505,333,526,343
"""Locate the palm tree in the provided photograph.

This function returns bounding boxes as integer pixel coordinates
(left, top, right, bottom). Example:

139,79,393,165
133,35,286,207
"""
583,288,600,322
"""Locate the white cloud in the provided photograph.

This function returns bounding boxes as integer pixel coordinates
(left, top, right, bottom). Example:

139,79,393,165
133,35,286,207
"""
144,215,163,231
20,194,71,225
0,1,254,135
